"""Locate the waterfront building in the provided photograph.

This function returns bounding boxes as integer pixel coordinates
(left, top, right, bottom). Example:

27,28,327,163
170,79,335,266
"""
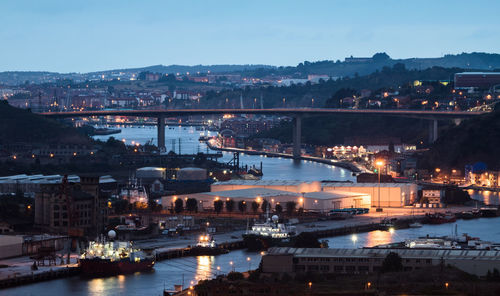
322,182,417,207
161,187,370,213
210,180,417,208
262,247,500,276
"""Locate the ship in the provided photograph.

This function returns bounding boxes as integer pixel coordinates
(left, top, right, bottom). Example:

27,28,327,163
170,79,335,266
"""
424,212,456,224
188,233,229,256
243,214,297,251
79,230,155,277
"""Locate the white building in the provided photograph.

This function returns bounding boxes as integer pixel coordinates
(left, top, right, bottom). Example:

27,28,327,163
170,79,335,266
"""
322,182,418,207
161,187,370,213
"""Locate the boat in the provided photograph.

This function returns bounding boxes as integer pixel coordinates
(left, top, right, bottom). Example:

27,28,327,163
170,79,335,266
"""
188,233,229,256
380,217,397,229
424,212,456,224
119,180,148,204
479,207,499,217
79,230,155,277
409,222,423,228
242,215,297,250
93,127,121,135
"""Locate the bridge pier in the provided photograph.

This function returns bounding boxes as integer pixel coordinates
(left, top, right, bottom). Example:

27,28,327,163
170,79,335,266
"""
292,115,302,159
428,119,438,143
157,116,165,152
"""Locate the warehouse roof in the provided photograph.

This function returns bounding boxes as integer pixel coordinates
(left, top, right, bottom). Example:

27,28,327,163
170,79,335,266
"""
213,180,320,186
205,187,299,198
322,182,413,188
267,247,500,260
304,191,368,200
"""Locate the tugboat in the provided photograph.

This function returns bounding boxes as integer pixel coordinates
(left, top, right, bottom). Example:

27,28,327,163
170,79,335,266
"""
188,233,229,256
243,214,297,250
79,230,155,277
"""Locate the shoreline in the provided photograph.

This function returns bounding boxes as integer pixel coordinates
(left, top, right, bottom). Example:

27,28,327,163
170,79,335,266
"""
205,141,363,173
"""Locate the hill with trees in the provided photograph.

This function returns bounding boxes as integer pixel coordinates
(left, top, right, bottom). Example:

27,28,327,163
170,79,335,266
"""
0,101,90,145
419,106,500,170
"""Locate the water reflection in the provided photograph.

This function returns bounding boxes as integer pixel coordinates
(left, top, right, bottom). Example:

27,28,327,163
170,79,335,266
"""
195,256,213,280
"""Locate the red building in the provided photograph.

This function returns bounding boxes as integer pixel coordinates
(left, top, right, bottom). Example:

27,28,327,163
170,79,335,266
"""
454,72,500,89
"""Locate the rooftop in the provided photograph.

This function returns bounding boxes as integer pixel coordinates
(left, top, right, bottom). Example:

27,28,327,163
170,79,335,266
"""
213,180,320,186
205,187,299,198
267,247,500,260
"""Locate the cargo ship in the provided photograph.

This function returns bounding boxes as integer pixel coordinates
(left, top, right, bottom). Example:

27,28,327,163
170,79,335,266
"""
79,230,155,277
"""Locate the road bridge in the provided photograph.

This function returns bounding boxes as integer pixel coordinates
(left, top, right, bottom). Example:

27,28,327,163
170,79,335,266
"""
41,108,488,159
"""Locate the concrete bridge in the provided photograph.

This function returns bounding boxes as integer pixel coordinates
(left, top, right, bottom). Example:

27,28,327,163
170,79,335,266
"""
41,108,488,159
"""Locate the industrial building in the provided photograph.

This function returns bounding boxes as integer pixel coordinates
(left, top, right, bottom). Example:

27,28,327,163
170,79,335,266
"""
34,176,109,237
0,174,116,197
211,180,322,193
262,247,500,276
322,182,418,207
210,180,417,208
161,187,370,213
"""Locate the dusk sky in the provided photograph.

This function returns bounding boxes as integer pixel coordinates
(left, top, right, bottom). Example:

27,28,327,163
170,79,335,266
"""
1,0,499,73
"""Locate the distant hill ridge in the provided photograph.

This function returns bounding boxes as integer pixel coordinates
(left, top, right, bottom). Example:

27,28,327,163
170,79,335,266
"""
2,52,500,85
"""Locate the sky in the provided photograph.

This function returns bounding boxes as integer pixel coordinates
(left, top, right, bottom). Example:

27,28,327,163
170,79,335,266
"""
1,0,500,73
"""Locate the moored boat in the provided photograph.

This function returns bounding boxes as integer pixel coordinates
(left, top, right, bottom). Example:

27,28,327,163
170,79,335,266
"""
188,233,229,256
79,230,155,277
243,215,296,250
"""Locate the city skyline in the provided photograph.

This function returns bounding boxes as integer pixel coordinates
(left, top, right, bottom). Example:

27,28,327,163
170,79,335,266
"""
1,0,500,73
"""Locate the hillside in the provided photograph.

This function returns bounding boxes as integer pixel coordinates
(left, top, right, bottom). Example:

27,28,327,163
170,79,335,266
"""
204,64,461,108
2,52,500,85
0,101,90,145
419,107,500,170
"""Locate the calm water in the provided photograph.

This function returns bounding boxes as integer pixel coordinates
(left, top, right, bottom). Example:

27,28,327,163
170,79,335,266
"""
3,126,497,295
1,250,263,296
93,126,356,182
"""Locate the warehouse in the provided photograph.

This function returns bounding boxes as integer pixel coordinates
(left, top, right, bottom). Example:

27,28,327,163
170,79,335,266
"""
211,180,321,193
161,187,370,213
322,182,418,207
262,247,500,277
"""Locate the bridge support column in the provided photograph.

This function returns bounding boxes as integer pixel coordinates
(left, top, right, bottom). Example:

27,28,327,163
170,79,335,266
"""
428,119,438,143
292,115,302,159
157,116,165,152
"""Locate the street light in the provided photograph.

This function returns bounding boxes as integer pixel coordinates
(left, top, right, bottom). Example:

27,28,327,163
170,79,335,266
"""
375,160,384,212
229,261,234,272
247,257,251,270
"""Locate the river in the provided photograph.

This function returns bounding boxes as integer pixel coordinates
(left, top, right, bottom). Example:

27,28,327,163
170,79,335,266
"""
2,126,497,295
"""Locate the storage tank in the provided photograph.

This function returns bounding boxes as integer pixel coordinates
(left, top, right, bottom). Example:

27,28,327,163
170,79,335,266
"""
177,167,207,181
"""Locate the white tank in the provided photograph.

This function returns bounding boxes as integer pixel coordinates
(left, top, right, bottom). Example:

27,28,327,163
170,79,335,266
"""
108,230,117,239
272,215,279,222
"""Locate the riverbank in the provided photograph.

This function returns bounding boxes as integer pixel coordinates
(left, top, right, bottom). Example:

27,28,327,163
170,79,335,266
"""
205,141,364,173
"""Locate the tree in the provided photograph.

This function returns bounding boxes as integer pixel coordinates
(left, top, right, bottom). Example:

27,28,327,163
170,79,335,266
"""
186,198,198,212
174,198,184,214
214,200,224,214
286,201,296,215
381,252,403,273
225,199,235,212
238,200,247,213
251,201,259,213
261,200,269,213
275,204,283,214
227,271,244,281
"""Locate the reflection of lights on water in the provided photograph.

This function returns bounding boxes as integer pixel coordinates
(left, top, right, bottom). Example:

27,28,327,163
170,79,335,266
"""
364,230,394,247
196,256,213,280
88,278,105,294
